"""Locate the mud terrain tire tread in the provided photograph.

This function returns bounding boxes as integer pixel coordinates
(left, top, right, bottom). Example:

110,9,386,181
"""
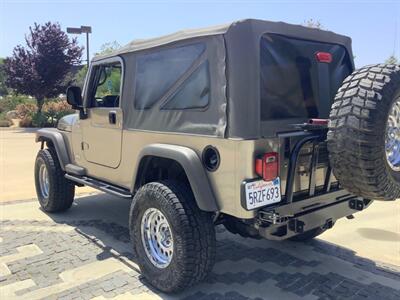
328,64,400,201
129,180,216,293
34,148,75,212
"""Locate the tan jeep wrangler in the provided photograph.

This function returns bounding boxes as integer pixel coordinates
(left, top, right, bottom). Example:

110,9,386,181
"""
34,19,400,293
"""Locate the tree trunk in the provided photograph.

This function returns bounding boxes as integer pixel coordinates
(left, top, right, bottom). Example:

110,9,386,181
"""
37,98,44,113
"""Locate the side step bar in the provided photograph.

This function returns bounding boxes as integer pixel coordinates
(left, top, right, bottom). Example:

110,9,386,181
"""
65,174,132,199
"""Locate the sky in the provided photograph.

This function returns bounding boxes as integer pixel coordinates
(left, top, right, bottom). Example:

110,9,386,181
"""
1,0,399,67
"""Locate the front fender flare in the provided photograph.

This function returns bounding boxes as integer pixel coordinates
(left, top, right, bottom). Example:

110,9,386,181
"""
133,144,219,212
36,128,71,171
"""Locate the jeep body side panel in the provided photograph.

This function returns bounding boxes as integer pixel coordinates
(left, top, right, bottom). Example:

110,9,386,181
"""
133,144,218,211
78,130,238,216
36,128,72,171
73,129,266,218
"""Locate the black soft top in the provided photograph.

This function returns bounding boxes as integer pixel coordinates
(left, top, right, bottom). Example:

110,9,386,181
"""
94,19,353,63
93,19,354,139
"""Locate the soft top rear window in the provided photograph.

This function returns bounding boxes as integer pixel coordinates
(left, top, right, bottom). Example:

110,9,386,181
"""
260,34,352,121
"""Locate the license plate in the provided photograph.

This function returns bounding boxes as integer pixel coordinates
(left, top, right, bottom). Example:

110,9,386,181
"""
244,178,281,210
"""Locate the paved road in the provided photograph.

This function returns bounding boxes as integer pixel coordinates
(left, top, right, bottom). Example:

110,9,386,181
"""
0,128,95,202
0,129,399,299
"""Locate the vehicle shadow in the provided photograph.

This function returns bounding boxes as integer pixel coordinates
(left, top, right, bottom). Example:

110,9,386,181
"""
45,193,400,300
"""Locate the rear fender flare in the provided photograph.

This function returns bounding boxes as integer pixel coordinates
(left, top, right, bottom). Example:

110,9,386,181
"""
133,144,219,212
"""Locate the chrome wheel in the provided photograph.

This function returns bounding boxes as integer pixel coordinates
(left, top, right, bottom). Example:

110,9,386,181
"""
141,208,173,268
38,163,50,198
386,98,400,171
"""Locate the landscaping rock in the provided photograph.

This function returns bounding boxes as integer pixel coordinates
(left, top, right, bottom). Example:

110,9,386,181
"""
6,110,18,119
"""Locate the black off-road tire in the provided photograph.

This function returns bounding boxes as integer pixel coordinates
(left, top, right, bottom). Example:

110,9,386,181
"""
289,227,326,242
129,180,216,293
328,64,400,200
34,148,75,212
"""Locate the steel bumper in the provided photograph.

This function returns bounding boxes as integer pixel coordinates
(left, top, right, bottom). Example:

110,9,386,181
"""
257,190,372,240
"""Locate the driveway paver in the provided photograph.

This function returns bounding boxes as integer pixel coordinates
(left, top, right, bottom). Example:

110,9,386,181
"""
0,194,399,300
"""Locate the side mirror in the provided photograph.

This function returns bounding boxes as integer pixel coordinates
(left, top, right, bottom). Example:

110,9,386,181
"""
66,86,83,109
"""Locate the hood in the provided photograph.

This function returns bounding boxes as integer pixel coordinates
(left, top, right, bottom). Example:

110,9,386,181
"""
57,114,78,132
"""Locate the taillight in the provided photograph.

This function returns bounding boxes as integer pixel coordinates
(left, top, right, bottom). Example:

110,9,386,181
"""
315,52,332,63
255,152,279,181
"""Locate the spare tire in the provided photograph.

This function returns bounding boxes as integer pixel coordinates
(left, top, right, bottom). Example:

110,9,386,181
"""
328,64,400,201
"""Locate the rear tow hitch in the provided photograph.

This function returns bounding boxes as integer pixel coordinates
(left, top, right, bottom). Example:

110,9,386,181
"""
258,211,290,225
288,219,305,233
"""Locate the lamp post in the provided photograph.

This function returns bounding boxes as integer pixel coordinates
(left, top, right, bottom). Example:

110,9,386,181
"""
66,26,92,68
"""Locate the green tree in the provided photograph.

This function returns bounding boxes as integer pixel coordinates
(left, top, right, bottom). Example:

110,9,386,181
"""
385,55,399,64
96,41,121,56
303,18,323,29
74,65,88,88
0,58,9,96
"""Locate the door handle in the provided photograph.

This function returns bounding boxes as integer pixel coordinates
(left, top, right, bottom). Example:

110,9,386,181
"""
108,111,117,124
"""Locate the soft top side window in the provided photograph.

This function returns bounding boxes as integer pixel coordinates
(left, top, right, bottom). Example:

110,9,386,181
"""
88,62,122,108
134,43,208,110
160,62,210,110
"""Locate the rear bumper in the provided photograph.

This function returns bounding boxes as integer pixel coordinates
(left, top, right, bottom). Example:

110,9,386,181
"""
257,189,372,240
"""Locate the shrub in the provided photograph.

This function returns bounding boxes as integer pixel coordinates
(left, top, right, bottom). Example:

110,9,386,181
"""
0,112,12,127
16,99,74,128
19,115,33,127
32,112,50,127
0,95,34,113
42,100,74,126
15,103,37,118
